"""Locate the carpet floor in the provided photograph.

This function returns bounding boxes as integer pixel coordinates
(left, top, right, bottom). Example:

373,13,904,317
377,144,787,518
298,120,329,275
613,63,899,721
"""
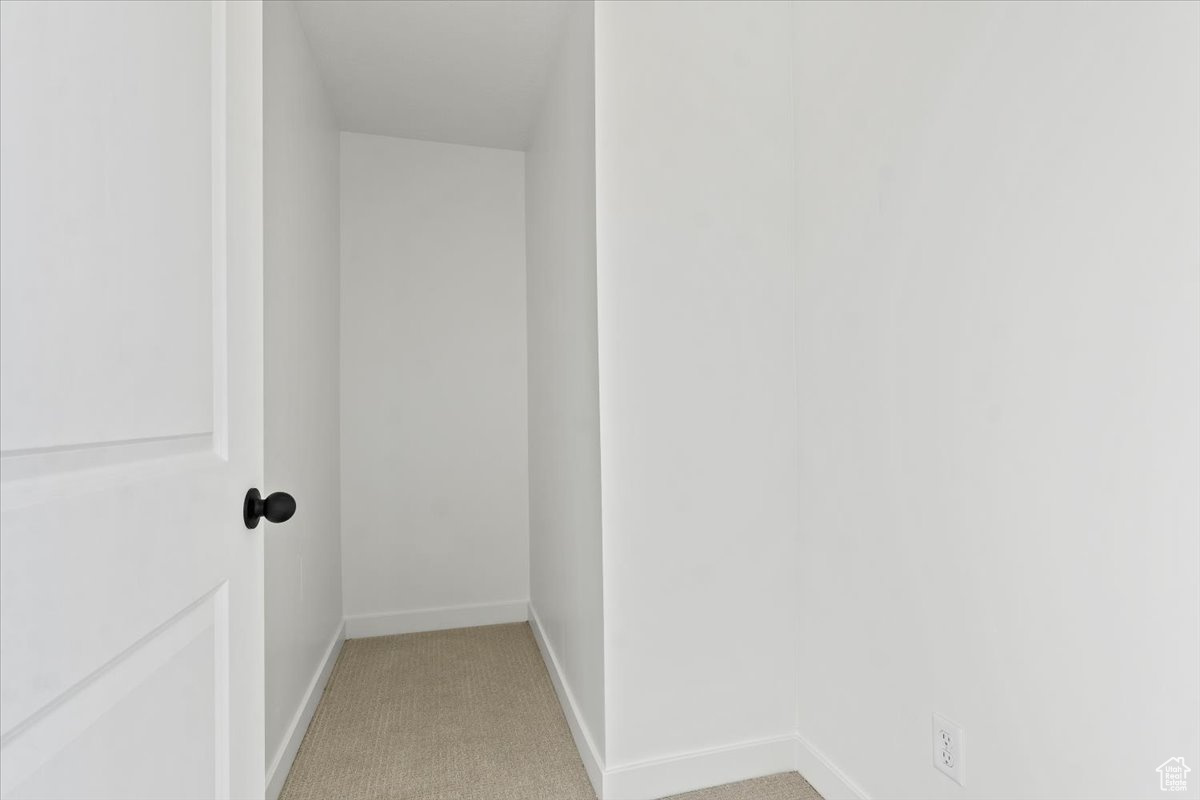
279,623,822,800
665,772,823,800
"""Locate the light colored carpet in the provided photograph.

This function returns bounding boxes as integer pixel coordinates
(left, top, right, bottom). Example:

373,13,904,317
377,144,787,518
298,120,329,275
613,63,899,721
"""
279,623,593,800
279,622,823,800
666,772,823,800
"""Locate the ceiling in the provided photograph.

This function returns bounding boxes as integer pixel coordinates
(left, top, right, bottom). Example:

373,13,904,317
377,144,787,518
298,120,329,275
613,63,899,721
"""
294,0,569,151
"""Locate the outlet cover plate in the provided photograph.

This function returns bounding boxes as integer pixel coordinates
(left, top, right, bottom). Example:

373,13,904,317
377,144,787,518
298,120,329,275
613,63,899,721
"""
932,712,964,785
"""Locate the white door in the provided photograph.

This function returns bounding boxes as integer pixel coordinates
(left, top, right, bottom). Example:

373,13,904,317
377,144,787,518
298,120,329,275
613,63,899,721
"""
1,1,265,798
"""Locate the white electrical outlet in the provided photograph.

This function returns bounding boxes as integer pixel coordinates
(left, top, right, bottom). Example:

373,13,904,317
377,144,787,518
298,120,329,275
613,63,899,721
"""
932,713,964,785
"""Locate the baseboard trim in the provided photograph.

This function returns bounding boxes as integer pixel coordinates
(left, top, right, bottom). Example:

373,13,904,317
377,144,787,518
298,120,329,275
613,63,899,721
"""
793,734,869,800
266,620,345,800
603,734,797,800
343,600,528,639
527,603,605,797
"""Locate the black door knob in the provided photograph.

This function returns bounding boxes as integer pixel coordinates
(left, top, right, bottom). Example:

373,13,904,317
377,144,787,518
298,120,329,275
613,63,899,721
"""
243,488,296,529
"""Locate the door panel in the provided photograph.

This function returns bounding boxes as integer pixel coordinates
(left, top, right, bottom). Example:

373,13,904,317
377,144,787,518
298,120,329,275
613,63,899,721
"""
0,0,216,453
0,2,264,798
5,592,223,800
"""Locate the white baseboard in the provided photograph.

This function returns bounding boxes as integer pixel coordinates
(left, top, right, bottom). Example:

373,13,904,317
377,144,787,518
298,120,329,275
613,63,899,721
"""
527,604,605,797
603,734,798,800
793,734,869,800
343,600,528,639
528,602,828,800
266,620,345,800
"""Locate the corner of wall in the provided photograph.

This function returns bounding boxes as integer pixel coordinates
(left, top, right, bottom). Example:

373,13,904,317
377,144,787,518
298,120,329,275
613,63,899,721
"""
265,620,345,800
528,603,605,797
792,734,870,800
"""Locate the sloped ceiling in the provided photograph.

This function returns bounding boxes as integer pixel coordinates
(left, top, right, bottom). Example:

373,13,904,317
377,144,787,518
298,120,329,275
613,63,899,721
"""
294,0,569,151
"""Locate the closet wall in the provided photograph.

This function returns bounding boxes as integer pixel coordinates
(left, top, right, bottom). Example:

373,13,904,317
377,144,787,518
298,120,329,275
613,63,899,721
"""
263,1,343,794
339,133,530,637
593,0,801,785
525,0,606,785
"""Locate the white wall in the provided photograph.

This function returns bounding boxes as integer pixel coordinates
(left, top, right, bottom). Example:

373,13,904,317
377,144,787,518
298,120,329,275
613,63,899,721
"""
340,133,529,633
263,0,343,793
525,0,606,780
594,0,801,783
792,3,1200,799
